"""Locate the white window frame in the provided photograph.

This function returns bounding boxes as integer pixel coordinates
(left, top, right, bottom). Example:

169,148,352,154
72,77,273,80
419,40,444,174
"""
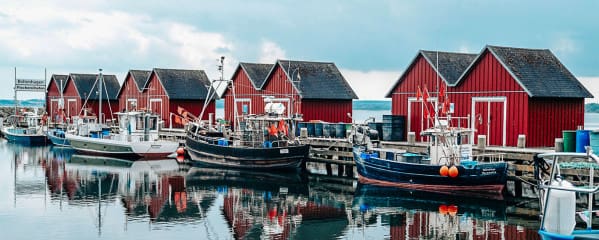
149,98,163,117
126,98,138,111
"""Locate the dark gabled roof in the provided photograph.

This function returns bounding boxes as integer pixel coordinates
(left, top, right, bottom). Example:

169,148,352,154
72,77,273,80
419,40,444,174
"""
385,50,476,97
265,60,358,100
150,68,213,100
130,70,151,91
69,73,120,101
240,62,273,89
48,74,69,92
116,70,151,98
421,50,477,85
457,45,592,98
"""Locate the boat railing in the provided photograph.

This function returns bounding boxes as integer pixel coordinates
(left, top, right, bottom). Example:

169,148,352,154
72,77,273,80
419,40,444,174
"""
472,153,505,163
537,151,599,232
189,131,294,148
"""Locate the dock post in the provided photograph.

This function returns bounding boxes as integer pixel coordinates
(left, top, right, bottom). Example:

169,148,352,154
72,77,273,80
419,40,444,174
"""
517,134,526,148
477,135,487,149
407,132,415,144
555,138,564,152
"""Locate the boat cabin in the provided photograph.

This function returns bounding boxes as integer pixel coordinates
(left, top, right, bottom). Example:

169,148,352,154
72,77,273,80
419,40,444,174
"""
116,111,161,141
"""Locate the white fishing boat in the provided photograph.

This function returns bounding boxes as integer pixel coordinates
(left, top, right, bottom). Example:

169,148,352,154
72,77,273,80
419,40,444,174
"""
67,110,179,159
2,111,47,145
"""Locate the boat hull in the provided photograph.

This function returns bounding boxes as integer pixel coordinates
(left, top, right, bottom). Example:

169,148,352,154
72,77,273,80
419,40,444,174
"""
47,129,71,146
2,128,47,145
185,136,308,170
353,146,507,194
67,134,179,160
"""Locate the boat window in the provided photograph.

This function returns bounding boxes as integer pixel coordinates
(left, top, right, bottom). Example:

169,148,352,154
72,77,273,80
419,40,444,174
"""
148,117,157,130
136,116,144,130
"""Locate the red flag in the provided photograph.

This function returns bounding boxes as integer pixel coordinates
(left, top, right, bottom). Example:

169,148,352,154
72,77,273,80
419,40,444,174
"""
442,98,451,115
422,85,429,103
439,83,446,102
416,85,422,101
177,106,186,115
423,103,429,120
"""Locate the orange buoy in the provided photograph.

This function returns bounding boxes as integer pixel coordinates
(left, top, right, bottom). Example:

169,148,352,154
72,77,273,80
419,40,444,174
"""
176,147,185,156
447,205,458,216
439,165,449,176
176,155,185,163
448,166,459,178
438,204,448,215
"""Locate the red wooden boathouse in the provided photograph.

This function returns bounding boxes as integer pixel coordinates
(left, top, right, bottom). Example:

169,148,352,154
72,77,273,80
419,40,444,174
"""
223,62,273,126
143,68,215,128
386,50,477,142
260,60,358,123
56,73,120,123
116,70,151,112
46,74,69,122
387,46,592,147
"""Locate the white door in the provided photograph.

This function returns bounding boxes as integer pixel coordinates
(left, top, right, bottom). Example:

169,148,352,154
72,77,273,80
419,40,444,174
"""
471,97,507,146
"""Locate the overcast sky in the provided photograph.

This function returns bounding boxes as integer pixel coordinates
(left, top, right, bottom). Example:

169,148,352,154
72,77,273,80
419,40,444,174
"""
2,0,598,101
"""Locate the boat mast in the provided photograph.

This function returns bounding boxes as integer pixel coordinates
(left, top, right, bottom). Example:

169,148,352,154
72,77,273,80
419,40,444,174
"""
98,69,103,124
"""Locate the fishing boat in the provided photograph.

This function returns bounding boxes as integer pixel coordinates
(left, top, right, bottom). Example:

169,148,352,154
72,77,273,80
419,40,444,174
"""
67,110,179,159
185,57,308,170
47,114,99,147
185,102,309,170
350,118,508,194
535,151,599,240
1,111,47,145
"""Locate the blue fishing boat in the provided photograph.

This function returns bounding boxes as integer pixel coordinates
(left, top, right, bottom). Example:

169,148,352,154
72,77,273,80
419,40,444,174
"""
350,122,508,194
1,111,47,145
535,152,599,240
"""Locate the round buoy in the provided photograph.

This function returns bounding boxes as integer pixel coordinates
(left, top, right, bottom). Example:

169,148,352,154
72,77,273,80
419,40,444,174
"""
447,205,458,216
448,166,459,178
438,204,448,215
176,147,185,156
176,155,185,163
439,165,449,176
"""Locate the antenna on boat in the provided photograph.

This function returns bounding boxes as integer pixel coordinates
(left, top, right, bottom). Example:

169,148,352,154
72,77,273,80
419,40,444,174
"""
199,56,226,127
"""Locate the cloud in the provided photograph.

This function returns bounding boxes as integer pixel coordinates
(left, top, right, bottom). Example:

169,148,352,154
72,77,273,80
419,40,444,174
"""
579,76,599,103
339,69,400,100
258,40,286,63
0,3,235,99
552,36,578,56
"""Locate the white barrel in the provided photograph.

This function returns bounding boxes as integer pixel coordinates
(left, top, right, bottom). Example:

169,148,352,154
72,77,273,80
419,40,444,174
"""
544,179,576,235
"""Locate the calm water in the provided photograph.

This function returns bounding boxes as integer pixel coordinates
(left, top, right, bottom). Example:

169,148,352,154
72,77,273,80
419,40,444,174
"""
0,140,543,240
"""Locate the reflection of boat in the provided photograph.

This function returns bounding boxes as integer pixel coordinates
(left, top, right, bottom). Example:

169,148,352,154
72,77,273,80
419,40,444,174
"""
535,152,599,239
350,122,508,194
354,183,507,220
351,183,541,239
2,112,47,145
186,167,308,194
186,167,349,240
67,111,179,159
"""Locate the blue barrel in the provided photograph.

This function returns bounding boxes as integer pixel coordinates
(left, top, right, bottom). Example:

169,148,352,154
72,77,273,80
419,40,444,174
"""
314,123,323,137
306,123,315,137
322,123,331,137
335,123,346,138
297,122,306,136
102,128,110,136
576,130,591,153
591,131,599,154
